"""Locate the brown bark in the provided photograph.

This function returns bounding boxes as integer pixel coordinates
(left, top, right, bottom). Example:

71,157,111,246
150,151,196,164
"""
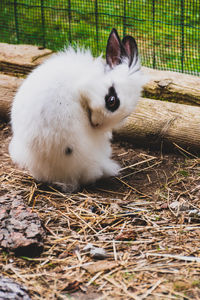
0,193,46,257
0,277,31,300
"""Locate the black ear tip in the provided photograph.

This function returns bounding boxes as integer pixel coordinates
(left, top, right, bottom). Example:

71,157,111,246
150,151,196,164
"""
122,35,138,47
109,28,120,40
111,28,118,34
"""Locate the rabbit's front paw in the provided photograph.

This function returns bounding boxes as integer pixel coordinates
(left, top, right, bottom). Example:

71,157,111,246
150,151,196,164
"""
102,160,120,178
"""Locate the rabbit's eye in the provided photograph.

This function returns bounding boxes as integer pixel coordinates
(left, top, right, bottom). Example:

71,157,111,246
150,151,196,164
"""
107,96,116,107
105,86,120,112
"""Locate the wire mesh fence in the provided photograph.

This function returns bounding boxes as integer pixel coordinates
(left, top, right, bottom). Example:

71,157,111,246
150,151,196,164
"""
0,0,199,75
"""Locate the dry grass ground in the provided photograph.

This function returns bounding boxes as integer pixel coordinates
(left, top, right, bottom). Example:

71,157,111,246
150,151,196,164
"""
1,122,200,300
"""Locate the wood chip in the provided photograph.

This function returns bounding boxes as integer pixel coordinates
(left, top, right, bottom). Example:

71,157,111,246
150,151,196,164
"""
83,260,119,274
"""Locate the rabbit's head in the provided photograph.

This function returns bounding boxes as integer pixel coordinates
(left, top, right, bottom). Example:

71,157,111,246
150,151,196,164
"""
80,28,145,131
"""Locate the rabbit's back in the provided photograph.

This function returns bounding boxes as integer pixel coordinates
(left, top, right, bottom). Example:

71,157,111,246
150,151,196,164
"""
11,48,105,129
10,48,106,144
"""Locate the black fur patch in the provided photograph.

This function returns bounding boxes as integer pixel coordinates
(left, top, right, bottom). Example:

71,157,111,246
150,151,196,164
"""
65,147,73,155
105,86,120,112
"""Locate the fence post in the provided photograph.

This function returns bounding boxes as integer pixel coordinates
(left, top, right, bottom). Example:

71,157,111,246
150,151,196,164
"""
180,0,185,73
123,0,126,37
152,0,156,69
68,0,72,43
14,0,19,43
95,0,99,53
40,0,46,48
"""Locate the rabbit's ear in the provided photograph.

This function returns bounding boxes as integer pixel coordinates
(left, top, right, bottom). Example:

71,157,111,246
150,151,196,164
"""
122,35,139,67
106,28,126,68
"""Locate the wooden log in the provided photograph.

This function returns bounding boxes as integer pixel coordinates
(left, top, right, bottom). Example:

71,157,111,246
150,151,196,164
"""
0,43,53,76
115,98,200,152
142,67,200,106
0,74,23,121
0,43,200,106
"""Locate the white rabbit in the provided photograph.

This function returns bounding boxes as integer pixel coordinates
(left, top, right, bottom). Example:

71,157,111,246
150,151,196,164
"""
9,28,146,192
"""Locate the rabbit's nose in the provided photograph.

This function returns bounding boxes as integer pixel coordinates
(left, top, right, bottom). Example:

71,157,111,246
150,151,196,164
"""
92,122,100,128
90,110,104,128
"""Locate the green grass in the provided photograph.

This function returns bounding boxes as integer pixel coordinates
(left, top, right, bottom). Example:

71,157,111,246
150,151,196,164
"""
0,0,199,75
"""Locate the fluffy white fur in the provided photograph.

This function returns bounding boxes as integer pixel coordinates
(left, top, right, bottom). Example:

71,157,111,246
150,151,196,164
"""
9,43,145,191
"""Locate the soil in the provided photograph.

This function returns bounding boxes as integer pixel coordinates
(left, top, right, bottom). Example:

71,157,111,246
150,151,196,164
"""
1,122,200,300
